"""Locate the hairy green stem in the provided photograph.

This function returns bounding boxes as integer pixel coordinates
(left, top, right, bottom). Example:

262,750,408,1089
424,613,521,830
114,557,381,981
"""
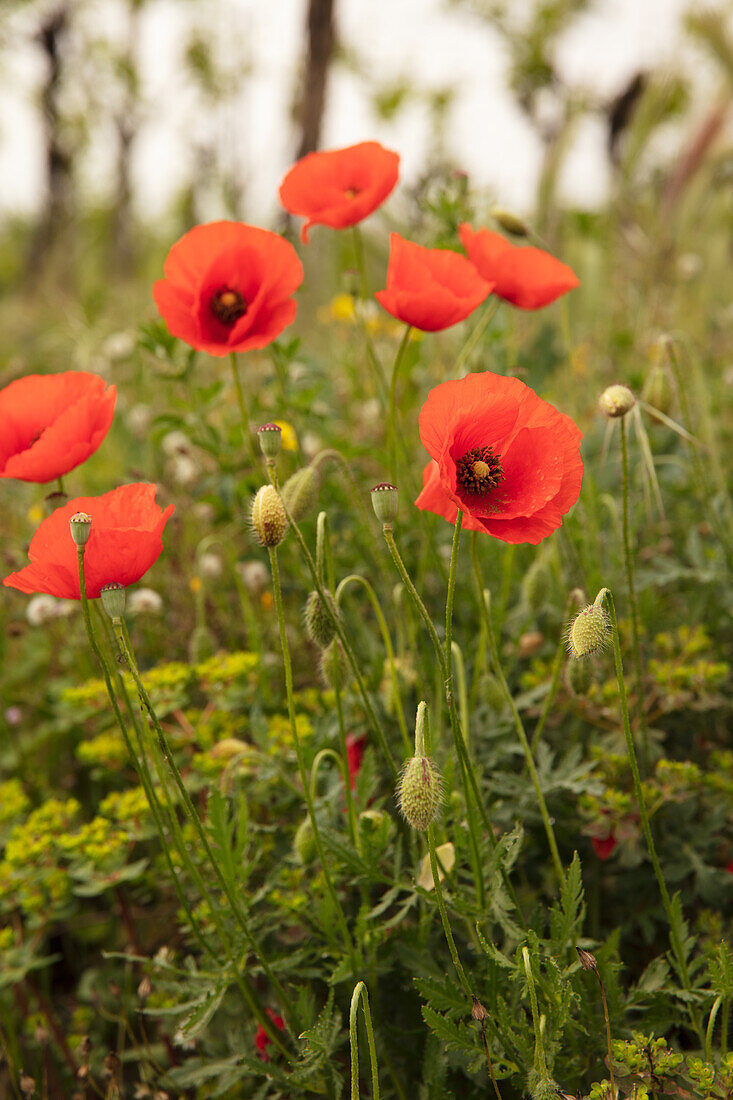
349,981,380,1100
454,298,501,375
471,534,566,891
268,546,360,970
428,823,473,999
598,588,703,1043
388,325,413,482
619,416,649,771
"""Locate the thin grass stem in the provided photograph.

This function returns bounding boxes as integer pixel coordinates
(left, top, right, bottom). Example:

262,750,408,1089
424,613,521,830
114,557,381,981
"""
349,981,380,1100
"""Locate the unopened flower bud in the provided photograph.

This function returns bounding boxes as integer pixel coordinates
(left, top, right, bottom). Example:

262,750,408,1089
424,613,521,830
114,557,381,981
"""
599,384,636,419
491,207,529,237
576,947,598,972
281,466,319,522
257,423,282,459
370,483,398,525
397,755,441,831
69,512,92,547
251,486,288,547
567,603,610,659
100,582,126,620
471,995,490,1022
319,639,351,689
358,809,393,856
293,817,317,864
304,589,338,649
521,557,551,612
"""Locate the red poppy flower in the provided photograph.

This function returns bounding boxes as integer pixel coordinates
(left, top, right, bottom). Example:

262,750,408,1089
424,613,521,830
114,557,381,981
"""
0,372,116,484
153,221,303,357
375,234,493,332
279,141,399,244
3,484,174,600
592,834,618,861
458,223,579,310
415,372,582,545
345,733,368,790
255,1009,285,1062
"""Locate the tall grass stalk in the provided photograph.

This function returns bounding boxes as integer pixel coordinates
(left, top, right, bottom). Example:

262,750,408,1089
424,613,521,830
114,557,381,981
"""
619,415,649,771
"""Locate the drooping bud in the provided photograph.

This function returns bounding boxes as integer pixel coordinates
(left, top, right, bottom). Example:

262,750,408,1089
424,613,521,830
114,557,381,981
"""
251,486,288,547
319,640,351,689
304,589,338,649
471,996,490,1022
69,512,92,547
370,483,398,525
641,365,673,418
491,207,529,237
257,423,282,460
100,582,126,621
281,466,319,522
293,817,317,864
567,603,610,659
397,754,441,831
599,384,636,419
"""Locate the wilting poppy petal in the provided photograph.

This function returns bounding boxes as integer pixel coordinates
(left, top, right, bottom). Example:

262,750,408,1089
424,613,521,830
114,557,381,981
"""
3,484,174,600
345,733,368,790
153,222,303,356
255,1009,285,1062
0,372,116,484
279,141,399,243
375,234,493,332
459,223,579,309
415,372,582,545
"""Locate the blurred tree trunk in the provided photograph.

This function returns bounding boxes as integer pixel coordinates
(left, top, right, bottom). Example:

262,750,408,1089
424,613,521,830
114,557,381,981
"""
26,4,73,275
295,0,336,158
111,0,143,272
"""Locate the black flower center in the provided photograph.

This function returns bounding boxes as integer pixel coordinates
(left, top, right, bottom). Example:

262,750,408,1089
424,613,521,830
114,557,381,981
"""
211,287,247,326
455,445,503,498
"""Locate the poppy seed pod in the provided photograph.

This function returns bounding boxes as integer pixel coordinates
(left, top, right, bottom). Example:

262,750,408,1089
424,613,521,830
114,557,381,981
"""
251,486,288,547
370,483,399,525
397,755,441,831
280,466,319,522
599,384,636,419
100,582,126,621
491,208,529,237
257,423,282,460
304,589,338,649
567,604,610,659
69,512,92,547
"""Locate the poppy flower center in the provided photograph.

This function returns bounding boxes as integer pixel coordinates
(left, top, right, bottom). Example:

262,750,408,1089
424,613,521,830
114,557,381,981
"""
211,287,247,326
345,186,361,198
456,445,503,498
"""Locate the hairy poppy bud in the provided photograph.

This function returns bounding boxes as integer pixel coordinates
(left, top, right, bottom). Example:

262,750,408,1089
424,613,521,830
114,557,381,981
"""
281,466,319,522
567,603,610,659
293,817,317,864
397,754,441,831
370,483,398,525
304,589,338,649
521,556,551,612
69,512,92,547
319,640,351,689
491,207,529,237
251,486,288,547
100,582,126,621
257,423,282,460
599,384,636,419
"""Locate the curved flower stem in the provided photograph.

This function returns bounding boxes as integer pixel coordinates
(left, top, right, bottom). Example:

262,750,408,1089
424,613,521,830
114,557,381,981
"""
619,417,648,772
471,534,566,891
529,590,579,753
428,823,473,1000
388,325,413,482
335,573,411,755
597,588,703,1044
454,298,500,376
333,665,360,849
349,981,380,1100
230,351,256,463
113,619,291,1033
268,545,360,971
267,461,399,780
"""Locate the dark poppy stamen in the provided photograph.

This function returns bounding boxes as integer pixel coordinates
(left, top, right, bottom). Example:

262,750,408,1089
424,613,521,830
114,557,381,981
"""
456,445,503,498
211,288,247,326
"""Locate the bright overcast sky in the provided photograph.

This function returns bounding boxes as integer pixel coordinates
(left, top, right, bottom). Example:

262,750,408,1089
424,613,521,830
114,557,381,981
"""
0,0,727,222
